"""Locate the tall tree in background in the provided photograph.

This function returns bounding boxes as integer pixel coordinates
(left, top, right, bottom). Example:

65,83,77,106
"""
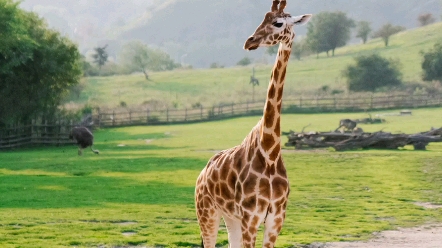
418,13,436,26
343,54,402,92
306,11,355,57
92,45,108,71
120,40,179,80
421,42,442,82
0,0,82,126
356,21,372,44
373,23,405,47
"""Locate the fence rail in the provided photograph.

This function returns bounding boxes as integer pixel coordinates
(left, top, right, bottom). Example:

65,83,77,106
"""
0,121,90,149
94,93,442,127
1,93,441,149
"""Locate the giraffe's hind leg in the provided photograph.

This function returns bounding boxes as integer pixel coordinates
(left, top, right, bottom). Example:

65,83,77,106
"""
223,215,242,248
196,195,221,248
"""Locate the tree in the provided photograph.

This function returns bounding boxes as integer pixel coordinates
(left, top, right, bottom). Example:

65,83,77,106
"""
306,11,355,57
120,40,179,80
0,0,82,126
421,42,442,82
356,21,372,44
342,54,402,92
237,57,252,66
372,24,405,47
92,45,108,70
418,13,436,26
267,40,307,60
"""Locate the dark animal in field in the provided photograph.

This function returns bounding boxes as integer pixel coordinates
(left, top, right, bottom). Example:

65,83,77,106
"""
69,126,99,156
336,119,357,132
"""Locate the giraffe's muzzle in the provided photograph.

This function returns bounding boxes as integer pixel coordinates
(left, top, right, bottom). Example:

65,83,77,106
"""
244,36,260,50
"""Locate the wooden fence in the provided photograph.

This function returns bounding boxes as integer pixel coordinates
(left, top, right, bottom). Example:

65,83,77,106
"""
0,120,90,149
94,93,442,127
1,93,441,149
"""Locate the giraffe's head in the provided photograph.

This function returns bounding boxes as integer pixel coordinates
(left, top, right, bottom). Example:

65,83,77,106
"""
244,0,312,50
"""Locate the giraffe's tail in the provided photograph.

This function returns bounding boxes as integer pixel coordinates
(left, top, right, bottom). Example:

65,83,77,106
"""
201,238,204,248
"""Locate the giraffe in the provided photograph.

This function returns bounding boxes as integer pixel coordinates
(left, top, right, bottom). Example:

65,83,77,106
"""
195,1,311,247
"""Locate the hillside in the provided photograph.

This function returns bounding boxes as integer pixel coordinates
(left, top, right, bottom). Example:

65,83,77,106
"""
114,0,442,67
67,22,442,110
20,0,441,67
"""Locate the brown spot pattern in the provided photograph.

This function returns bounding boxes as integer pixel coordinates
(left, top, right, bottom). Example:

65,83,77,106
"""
269,143,280,161
261,132,275,151
264,101,275,128
272,177,288,199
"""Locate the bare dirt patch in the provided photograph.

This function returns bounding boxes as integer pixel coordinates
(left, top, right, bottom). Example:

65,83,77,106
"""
414,202,442,209
325,224,442,248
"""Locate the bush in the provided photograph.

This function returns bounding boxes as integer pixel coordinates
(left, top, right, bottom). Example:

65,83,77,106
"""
237,57,252,66
343,54,402,92
421,42,442,82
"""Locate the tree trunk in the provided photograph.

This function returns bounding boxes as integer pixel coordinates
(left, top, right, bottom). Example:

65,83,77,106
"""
142,69,150,81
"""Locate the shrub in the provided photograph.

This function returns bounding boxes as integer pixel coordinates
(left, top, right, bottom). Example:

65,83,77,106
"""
343,54,402,92
237,57,252,66
421,42,442,82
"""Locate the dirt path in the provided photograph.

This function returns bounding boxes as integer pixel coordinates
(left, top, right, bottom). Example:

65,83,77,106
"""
324,224,442,248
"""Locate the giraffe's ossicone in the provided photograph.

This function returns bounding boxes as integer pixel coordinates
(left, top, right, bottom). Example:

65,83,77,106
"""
195,1,312,247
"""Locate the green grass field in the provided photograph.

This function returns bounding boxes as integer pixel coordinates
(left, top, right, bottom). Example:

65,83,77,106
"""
1,108,442,247
67,22,442,109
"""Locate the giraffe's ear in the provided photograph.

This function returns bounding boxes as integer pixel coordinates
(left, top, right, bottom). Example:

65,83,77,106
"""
291,14,312,26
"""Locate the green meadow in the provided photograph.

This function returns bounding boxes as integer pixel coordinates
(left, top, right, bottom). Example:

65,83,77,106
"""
68,22,442,109
1,108,442,247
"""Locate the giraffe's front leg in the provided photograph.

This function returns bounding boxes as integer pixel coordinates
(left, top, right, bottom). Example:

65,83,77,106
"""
241,212,266,248
262,200,288,248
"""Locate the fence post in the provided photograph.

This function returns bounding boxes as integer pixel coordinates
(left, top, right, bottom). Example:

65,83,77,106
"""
299,97,303,108
334,97,337,110
97,110,101,127
129,110,132,124
112,111,115,126
246,101,249,113
185,108,187,121
200,105,203,120
166,108,169,123
231,102,234,115
147,109,150,123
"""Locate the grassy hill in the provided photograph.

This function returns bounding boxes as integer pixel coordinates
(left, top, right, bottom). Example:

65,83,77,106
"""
69,22,442,110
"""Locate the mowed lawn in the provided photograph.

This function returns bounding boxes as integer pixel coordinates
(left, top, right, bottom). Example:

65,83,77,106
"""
1,108,442,247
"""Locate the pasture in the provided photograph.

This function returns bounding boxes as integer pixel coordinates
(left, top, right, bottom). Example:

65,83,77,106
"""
67,22,442,109
1,108,442,247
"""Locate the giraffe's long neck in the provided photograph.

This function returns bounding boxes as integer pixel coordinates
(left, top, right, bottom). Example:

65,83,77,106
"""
259,42,292,161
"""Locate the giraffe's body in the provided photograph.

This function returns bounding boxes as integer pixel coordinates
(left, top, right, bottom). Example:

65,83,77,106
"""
195,1,311,247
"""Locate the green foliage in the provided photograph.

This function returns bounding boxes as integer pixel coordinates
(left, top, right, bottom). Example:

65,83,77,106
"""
236,57,252,66
421,42,442,82
119,40,179,80
81,55,99,77
266,45,278,55
373,23,406,47
356,21,372,44
209,62,223,68
92,45,109,70
306,11,355,57
0,0,82,126
343,54,402,92
418,13,436,27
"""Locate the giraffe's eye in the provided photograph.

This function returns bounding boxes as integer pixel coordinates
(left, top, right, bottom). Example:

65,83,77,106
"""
272,22,283,28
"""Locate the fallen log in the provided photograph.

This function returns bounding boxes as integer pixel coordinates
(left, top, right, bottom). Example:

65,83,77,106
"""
285,127,442,151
